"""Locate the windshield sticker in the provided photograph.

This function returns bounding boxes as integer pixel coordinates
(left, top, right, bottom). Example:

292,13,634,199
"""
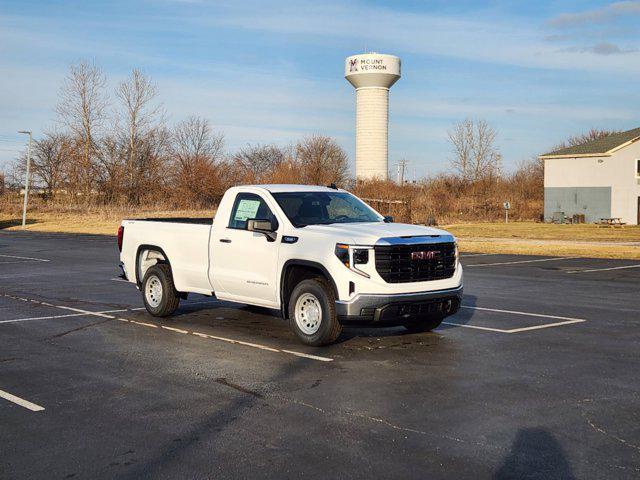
234,199,261,221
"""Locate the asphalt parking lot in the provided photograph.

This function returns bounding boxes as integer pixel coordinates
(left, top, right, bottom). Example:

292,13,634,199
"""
1,231,639,479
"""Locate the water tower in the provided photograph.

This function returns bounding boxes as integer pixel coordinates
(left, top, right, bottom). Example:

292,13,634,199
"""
345,53,401,180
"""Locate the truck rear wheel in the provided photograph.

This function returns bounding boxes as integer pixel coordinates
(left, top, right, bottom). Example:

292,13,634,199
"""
403,316,444,333
142,264,180,317
288,277,341,346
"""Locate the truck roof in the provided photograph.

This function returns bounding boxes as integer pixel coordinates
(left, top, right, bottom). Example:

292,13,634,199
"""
245,184,343,193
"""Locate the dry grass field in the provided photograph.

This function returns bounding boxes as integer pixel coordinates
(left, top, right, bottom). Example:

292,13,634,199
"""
456,239,640,260
447,222,640,259
445,222,640,242
0,209,215,236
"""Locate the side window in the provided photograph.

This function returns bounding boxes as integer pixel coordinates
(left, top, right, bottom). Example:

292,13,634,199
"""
636,159,640,178
228,193,278,230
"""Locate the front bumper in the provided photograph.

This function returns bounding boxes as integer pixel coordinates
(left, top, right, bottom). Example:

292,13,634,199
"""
335,285,463,325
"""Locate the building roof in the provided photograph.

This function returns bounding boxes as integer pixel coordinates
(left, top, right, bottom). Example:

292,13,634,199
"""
540,127,640,158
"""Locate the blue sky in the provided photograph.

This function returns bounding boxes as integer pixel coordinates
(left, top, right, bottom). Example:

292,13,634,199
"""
1,0,639,178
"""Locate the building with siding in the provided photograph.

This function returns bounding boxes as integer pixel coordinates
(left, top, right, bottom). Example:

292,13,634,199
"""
540,128,640,225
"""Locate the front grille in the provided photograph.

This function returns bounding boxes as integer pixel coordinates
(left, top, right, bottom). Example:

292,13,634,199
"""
374,242,456,283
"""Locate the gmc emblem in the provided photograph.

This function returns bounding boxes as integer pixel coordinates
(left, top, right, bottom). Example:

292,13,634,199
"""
411,250,438,261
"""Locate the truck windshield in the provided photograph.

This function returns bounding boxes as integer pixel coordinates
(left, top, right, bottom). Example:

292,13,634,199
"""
272,191,382,227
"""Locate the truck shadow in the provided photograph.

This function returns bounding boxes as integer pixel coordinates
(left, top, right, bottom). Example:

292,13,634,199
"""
169,295,478,347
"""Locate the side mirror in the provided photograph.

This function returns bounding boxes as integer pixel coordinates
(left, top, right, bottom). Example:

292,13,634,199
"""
247,219,277,242
383,215,394,223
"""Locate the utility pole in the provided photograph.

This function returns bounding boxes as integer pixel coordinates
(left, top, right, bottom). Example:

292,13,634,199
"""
18,130,32,229
397,159,408,185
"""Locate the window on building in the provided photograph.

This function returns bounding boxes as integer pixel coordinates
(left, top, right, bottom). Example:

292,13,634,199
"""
637,159,640,178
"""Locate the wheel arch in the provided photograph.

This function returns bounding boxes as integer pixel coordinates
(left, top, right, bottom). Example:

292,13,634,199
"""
280,260,338,320
135,244,172,288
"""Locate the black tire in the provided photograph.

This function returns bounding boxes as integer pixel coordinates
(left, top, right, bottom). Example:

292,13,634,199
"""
288,277,341,346
403,315,444,333
141,263,180,317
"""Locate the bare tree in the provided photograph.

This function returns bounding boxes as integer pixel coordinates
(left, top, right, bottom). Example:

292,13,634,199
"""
553,128,620,151
170,116,225,206
172,116,224,166
136,127,171,203
233,144,288,183
448,119,472,180
448,118,501,182
10,132,71,199
95,134,126,202
114,69,163,202
294,135,349,185
55,61,108,197
30,133,70,198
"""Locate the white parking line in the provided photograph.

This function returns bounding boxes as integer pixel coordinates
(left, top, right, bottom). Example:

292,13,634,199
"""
0,389,45,412
193,332,280,352
444,305,587,333
566,264,640,274
0,253,49,262
0,308,143,324
0,261,46,265
161,325,188,334
466,257,579,267
0,294,332,362
281,350,336,362
0,312,94,324
506,319,586,333
460,305,586,323
441,322,510,333
0,301,219,325
130,320,158,328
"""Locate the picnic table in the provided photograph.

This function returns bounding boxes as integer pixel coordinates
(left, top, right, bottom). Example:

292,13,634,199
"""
597,217,626,228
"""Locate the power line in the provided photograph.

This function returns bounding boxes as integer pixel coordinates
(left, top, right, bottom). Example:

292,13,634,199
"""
396,159,408,185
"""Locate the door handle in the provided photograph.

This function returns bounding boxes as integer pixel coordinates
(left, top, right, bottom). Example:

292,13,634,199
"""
219,238,232,243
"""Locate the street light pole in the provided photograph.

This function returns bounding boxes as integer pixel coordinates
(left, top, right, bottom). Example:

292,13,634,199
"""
18,130,32,229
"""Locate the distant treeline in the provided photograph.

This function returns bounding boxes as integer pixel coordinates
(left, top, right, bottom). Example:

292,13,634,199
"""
3,60,614,223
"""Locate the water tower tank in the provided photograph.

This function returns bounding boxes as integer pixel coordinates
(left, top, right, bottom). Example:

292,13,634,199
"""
345,53,401,180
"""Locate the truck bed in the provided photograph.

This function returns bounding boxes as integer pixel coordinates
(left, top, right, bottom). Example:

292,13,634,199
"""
120,218,213,294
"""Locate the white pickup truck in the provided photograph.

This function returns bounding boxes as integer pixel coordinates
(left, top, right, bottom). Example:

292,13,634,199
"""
118,184,463,345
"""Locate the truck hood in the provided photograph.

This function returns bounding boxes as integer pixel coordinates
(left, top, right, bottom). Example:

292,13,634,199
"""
299,222,454,245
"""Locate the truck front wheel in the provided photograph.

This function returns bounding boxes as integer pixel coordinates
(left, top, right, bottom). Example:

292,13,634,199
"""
142,264,180,317
288,278,341,346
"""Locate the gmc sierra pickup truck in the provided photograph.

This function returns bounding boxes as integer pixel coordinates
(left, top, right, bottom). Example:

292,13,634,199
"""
118,184,463,345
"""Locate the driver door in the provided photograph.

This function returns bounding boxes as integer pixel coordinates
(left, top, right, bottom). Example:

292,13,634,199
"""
211,192,281,307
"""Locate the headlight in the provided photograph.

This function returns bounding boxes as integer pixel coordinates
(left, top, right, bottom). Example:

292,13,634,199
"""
353,248,369,265
454,241,459,264
335,243,350,267
335,244,371,277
